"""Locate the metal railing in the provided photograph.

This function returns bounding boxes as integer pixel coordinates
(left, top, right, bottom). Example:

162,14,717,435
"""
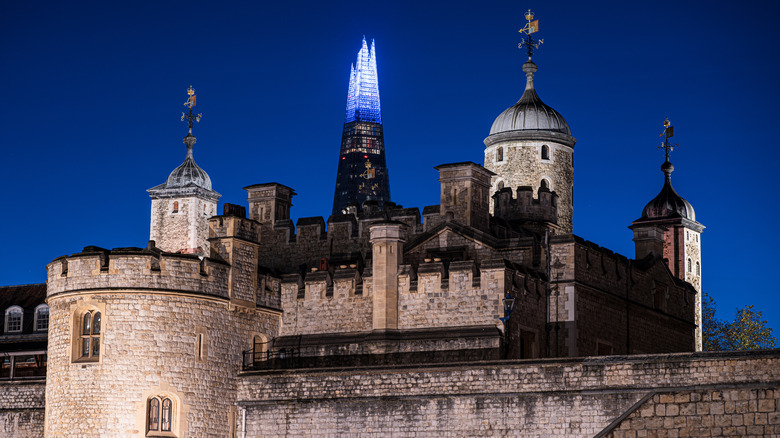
242,348,300,371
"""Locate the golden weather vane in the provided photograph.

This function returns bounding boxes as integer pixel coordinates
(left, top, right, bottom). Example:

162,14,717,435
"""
181,85,202,130
658,117,678,161
518,9,544,59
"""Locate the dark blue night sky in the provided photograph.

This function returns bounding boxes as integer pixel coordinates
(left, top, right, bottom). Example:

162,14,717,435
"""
2,1,779,335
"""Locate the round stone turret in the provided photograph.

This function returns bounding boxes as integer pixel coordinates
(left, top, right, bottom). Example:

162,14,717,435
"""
484,59,576,234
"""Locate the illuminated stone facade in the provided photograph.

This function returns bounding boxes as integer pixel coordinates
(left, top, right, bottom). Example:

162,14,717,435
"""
0,36,755,438
42,237,280,436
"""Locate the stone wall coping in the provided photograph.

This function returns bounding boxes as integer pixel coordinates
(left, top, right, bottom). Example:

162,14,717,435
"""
239,349,780,385
243,182,296,192
46,250,231,298
483,129,577,148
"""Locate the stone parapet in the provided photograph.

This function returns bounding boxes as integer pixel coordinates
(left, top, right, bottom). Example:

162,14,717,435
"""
46,244,230,299
278,258,543,336
493,185,558,225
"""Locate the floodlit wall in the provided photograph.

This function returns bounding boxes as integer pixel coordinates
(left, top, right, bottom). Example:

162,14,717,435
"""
238,350,780,437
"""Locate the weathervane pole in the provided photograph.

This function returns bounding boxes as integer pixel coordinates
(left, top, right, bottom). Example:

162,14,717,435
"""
658,117,678,162
181,85,203,134
518,9,544,60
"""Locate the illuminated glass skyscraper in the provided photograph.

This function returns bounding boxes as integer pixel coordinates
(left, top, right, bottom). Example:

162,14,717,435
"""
332,38,391,215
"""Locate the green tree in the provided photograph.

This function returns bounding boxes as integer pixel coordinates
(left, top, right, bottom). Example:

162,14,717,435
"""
702,292,776,351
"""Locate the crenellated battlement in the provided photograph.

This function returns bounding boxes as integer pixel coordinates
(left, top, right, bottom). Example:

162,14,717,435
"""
246,202,424,274
45,241,230,298
277,258,546,336
209,208,261,243
493,186,558,226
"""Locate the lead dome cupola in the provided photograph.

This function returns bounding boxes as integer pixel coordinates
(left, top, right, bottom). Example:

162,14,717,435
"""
640,160,695,221
163,133,213,190
489,60,572,136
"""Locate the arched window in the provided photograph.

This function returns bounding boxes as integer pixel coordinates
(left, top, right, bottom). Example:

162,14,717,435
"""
79,310,101,361
687,258,692,273
541,144,549,160
496,147,503,162
540,179,549,190
161,398,173,432
147,398,160,432
172,201,179,213
696,261,700,276
147,395,175,435
34,304,49,332
5,306,23,333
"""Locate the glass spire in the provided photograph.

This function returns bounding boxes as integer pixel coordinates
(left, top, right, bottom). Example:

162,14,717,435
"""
345,37,381,124
332,38,391,215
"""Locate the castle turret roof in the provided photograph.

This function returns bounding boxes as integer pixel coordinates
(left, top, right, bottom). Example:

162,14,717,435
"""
489,60,571,136
162,132,212,190
639,160,696,221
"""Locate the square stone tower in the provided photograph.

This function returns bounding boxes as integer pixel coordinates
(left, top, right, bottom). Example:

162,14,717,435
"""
148,131,220,254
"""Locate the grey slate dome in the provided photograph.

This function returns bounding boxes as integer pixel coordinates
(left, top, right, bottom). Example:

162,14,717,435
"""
164,133,213,190
640,160,696,221
489,60,572,136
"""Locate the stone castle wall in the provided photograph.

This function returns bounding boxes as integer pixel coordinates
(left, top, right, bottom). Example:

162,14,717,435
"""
278,259,541,337
603,386,780,438
280,270,373,336
484,140,574,233
0,380,45,438
238,350,780,437
546,237,696,357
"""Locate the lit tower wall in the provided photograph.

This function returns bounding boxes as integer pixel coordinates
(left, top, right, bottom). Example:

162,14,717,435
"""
332,38,391,215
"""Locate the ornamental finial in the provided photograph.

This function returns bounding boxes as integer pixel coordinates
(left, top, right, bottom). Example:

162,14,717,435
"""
180,85,202,132
518,9,544,60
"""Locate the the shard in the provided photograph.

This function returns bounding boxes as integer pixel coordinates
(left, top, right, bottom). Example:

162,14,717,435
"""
332,38,391,215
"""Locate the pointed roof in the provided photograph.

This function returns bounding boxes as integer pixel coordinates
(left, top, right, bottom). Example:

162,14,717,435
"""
639,160,696,221
344,37,381,124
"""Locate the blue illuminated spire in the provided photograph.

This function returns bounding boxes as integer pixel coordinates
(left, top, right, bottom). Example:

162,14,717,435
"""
332,37,391,215
345,37,381,124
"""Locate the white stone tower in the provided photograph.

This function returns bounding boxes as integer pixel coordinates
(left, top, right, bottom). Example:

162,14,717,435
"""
148,87,220,254
483,58,576,234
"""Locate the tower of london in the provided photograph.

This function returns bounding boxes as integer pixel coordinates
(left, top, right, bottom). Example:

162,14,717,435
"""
0,32,778,438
